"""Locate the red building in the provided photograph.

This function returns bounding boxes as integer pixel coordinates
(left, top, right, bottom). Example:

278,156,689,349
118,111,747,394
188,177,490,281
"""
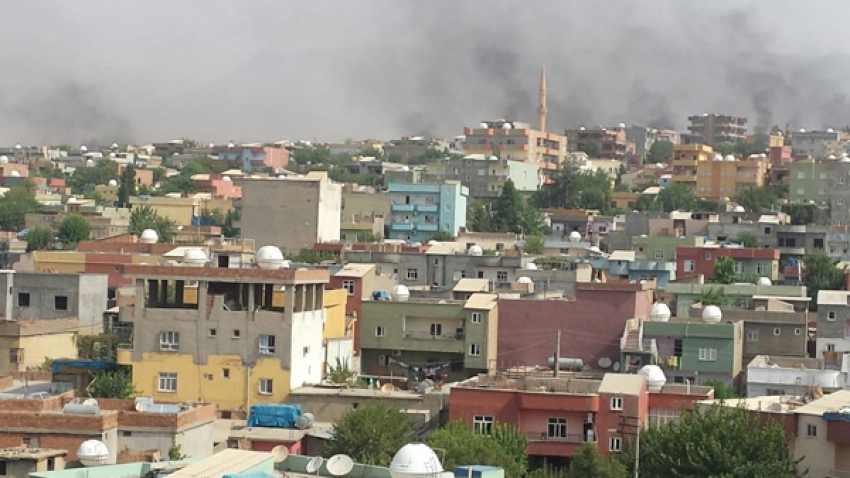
449,372,713,460
676,245,780,281
497,281,655,370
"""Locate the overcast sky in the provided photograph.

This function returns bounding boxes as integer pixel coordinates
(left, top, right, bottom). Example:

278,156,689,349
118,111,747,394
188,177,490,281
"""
1,1,849,145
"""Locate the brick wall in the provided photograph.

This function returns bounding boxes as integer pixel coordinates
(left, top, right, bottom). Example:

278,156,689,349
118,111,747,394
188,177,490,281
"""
0,376,12,390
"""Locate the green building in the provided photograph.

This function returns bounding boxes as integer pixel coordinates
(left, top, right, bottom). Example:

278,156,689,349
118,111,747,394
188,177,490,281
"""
631,235,705,262
663,282,808,317
360,293,498,383
789,159,830,203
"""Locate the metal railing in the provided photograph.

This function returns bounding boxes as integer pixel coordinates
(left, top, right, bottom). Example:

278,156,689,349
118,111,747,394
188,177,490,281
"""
403,332,464,340
525,432,596,443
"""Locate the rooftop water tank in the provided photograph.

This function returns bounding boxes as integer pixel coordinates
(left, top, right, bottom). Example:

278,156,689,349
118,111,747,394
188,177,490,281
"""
702,305,722,323
0,156,8,163
468,245,483,256
222,175,232,182
427,240,439,246
479,122,489,129
10,170,20,177
655,162,664,169
733,205,745,213
183,248,208,267
547,357,584,371
108,179,118,186
568,231,582,243
648,302,671,322
139,229,159,244
517,276,533,284
392,285,410,302
389,443,444,478
86,159,94,166
525,262,538,270
295,412,315,429
77,440,109,467
757,277,772,286
639,365,667,391
725,154,735,161
256,245,285,270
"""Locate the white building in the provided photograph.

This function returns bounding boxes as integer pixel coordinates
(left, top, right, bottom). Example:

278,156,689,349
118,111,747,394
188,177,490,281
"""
746,355,850,397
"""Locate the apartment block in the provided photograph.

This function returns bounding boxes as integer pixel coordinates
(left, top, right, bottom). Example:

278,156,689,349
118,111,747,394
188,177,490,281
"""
423,156,540,198
463,120,567,176
694,154,770,200
686,114,747,145
789,159,831,203
670,144,714,192
328,263,397,356
829,160,850,227
214,145,289,171
387,181,467,243
815,291,850,362
116,265,329,411
565,126,635,159
676,245,780,281
790,129,848,159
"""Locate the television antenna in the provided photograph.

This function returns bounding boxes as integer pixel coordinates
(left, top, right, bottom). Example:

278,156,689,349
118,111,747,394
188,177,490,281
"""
326,454,354,476
306,455,324,476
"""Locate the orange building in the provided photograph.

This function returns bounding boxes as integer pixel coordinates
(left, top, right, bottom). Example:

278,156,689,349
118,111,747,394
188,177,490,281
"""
463,120,567,176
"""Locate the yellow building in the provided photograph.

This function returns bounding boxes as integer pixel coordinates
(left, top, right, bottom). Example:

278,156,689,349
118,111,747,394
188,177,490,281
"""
129,196,234,226
695,155,770,200
611,191,640,211
463,120,567,176
95,184,119,201
323,288,348,340
0,319,78,375
116,265,332,413
670,144,714,191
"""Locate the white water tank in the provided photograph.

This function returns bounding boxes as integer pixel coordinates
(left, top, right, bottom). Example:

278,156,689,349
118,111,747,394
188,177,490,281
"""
639,365,667,392
648,302,671,322
517,276,533,284
757,277,772,286
256,245,285,270
732,205,745,213
525,262,538,270
222,175,232,182
183,248,208,267
702,305,722,323
86,159,94,166
77,440,109,467
10,170,20,177
389,443,444,478
468,245,483,256
139,229,159,244
569,231,581,242
0,156,8,163
108,179,118,186
427,240,439,246
392,285,410,302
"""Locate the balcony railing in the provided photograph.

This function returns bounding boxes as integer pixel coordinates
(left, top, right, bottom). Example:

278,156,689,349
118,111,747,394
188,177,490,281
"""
658,355,681,370
525,432,596,444
403,332,464,340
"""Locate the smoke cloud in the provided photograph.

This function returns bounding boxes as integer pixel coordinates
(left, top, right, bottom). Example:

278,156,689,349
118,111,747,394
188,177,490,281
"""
0,1,848,144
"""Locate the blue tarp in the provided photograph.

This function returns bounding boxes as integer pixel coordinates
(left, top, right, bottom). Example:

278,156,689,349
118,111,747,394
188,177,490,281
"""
246,404,301,428
51,360,119,374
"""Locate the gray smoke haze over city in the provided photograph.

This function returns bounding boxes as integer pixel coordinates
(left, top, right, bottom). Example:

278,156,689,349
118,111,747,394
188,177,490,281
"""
1,0,849,145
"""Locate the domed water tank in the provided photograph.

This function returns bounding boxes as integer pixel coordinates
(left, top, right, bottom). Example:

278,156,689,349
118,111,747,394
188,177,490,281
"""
757,277,772,286
139,229,159,244
828,128,835,133
579,126,586,131
799,128,806,133
525,262,538,270
111,142,119,149
655,162,664,169
256,245,285,270
468,245,483,256
295,412,315,429
702,305,722,323
648,303,671,322
568,231,582,243
108,179,118,186
427,240,439,246
733,205,745,213
0,156,8,163
389,443,444,478
80,145,88,152
639,365,667,392
489,155,498,161
725,154,735,161
77,440,109,467
86,159,94,166
618,122,626,128
517,276,533,284
222,175,232,182
588,246,601,254
392,285,410,302
502,123,513,130
10,170,20,177
829,154,837,160
183,248,208,267
479,122,489,129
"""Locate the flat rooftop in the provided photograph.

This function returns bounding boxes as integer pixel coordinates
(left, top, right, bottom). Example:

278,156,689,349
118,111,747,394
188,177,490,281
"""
289,386,425,400
0,447,66,460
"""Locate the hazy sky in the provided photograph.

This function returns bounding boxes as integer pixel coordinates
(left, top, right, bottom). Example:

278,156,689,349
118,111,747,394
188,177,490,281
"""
2,1,850,145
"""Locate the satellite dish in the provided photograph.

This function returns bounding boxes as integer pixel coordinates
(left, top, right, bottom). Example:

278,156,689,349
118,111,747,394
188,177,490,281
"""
598,357,613,369
326,454,355,476
381,383,395,393
613,362,621,372
306,456,324,474
271,445,289,463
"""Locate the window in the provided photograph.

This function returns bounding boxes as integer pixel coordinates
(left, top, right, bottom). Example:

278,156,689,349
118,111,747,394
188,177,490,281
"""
54,295,68,311
840,198,846,206
303,346,310,357
17,293,29,307
342,280,355,295
698,348,717,361
222,368,230,378
208,328,217,338
375,326,386,337
158,372,177,392
734,261,744,275
547,418,568,438
705,252,712,260
610,396,623,410
471,312,483,324
159,331,180,351
764,226,772,234
807,423,818,437
496,271,508,283
684,260,696,272
797,172,805,179
469,343,481,356
648,409,681,427
756,262,767,274
773,327,782,336
747,330,759,342
828,311,837,321
828,343,836,352
259,335,276,355
795,328,802,336
9,348,22,364
406,269,418,281
259,378,273,395
430,323,443,336
473,415,494,434
654,250,664,260
609,437,622,452
378,354,390,366
232,329,241,339
841,178,846,186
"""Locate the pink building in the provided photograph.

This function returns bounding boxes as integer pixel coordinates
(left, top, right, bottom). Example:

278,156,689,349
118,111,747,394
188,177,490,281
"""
195,173,242,199
214,146,289,171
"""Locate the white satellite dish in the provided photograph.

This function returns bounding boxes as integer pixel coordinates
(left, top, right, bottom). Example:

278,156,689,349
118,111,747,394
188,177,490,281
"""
598,357,613,369
612,362,621,372
326,454,355,476
272,445,289,463
306,456,324,475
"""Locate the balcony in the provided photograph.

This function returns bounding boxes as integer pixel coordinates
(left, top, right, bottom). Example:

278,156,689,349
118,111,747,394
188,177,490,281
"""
399,332,465,354
525,432,597,458
658,355,681,370
526,432,596,444
416,223,438,232
416,204,438,213
391,204,415,212
390,223,414,231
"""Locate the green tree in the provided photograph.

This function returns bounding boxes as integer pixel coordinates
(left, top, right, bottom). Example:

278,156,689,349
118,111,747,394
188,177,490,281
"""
803,252,846,309
58,214,91,245
532,166,612,212
360,147,384,158
291,147,331,166
704,379,737,400
731,232,760,248
646,140,674,164
736,186,778,213
467,200,494,232
25,226,53,252
130,205,175,243
566,444,627,478
88,369,137,399
426,230,455,242
492,180,526,233
285,249,337,264
525,236,545,254
117,164,137,207
223,208,241,238
323,402,415,466
68,159,119,194
699,287,729,306
713,257,736,284
657,182,696,212
634,194,661,212
359,230,383,243
579,140,602,157
427,422,528,478
0,185,42,231
782,203,816,225
631,404,800,477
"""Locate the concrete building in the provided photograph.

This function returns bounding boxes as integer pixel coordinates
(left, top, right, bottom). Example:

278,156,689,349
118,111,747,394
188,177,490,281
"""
601,251,677,286
463,120,567,177
624,125,656,157
213,145,289,171
631,235,705,263
387,181,467,242
676,244,781,281
449,372,713,460
237,172,342,251
26,204,131,241
670,144,715,192
0,447,66,476
790,158,831,203
662,280,808,318
359,293,497,383
328,263,397,358
565,126,635,159
746,355,848,397
423,156,541,198
693,154,770,200
829,159,850,227
815,290,850,362
790,129,848,158
116,265,330,412
341,188,390,222
686,113,747,145
129,196,233,227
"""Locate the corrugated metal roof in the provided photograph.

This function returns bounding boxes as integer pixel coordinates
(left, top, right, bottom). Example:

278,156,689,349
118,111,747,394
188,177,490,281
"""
333,263,374,278
817,290,850,306
598,373,645,396
464,293,498,310
609,250,636,262
453,278,489,293
169,449,272,477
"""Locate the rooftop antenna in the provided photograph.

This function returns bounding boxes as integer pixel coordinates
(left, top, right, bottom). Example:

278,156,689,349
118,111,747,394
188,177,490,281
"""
306,455,324,476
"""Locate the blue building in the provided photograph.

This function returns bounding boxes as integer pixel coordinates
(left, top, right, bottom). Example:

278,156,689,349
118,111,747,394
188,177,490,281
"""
388,181,468,242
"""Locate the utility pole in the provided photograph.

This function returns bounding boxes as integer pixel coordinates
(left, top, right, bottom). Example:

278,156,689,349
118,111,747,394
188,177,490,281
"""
554,330,561,377
619,414,641,478
633,432,640,478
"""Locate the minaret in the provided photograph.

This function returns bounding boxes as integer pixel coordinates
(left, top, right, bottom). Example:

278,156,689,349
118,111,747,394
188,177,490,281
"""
538,67,547,133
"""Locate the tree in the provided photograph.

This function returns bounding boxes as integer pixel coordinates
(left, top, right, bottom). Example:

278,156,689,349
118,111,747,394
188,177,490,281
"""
285,248,337,264
323,402,415,466
704,379,737,400
291,147,332,166
579,140,601,158
736,186,778,213
782,203,816,225
566,444,627,478
0,185,42,231
467,200,494,232
68,159,119,194
359,230,383,243
426,230,455,242
532,166,612,212
699,287,728,306
630,404,800,477
88,369,137,399
646,140,674,164
223,209,241,239
58,215,91,245
117,164,137,207
713,257,736,284
129,205,176,243
803,252,846,309
732,232,760,248
657,183,696,212
427,422,528,478
634,194,661,212
492,180,526,233
525,236,545,254
25,226,53,252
